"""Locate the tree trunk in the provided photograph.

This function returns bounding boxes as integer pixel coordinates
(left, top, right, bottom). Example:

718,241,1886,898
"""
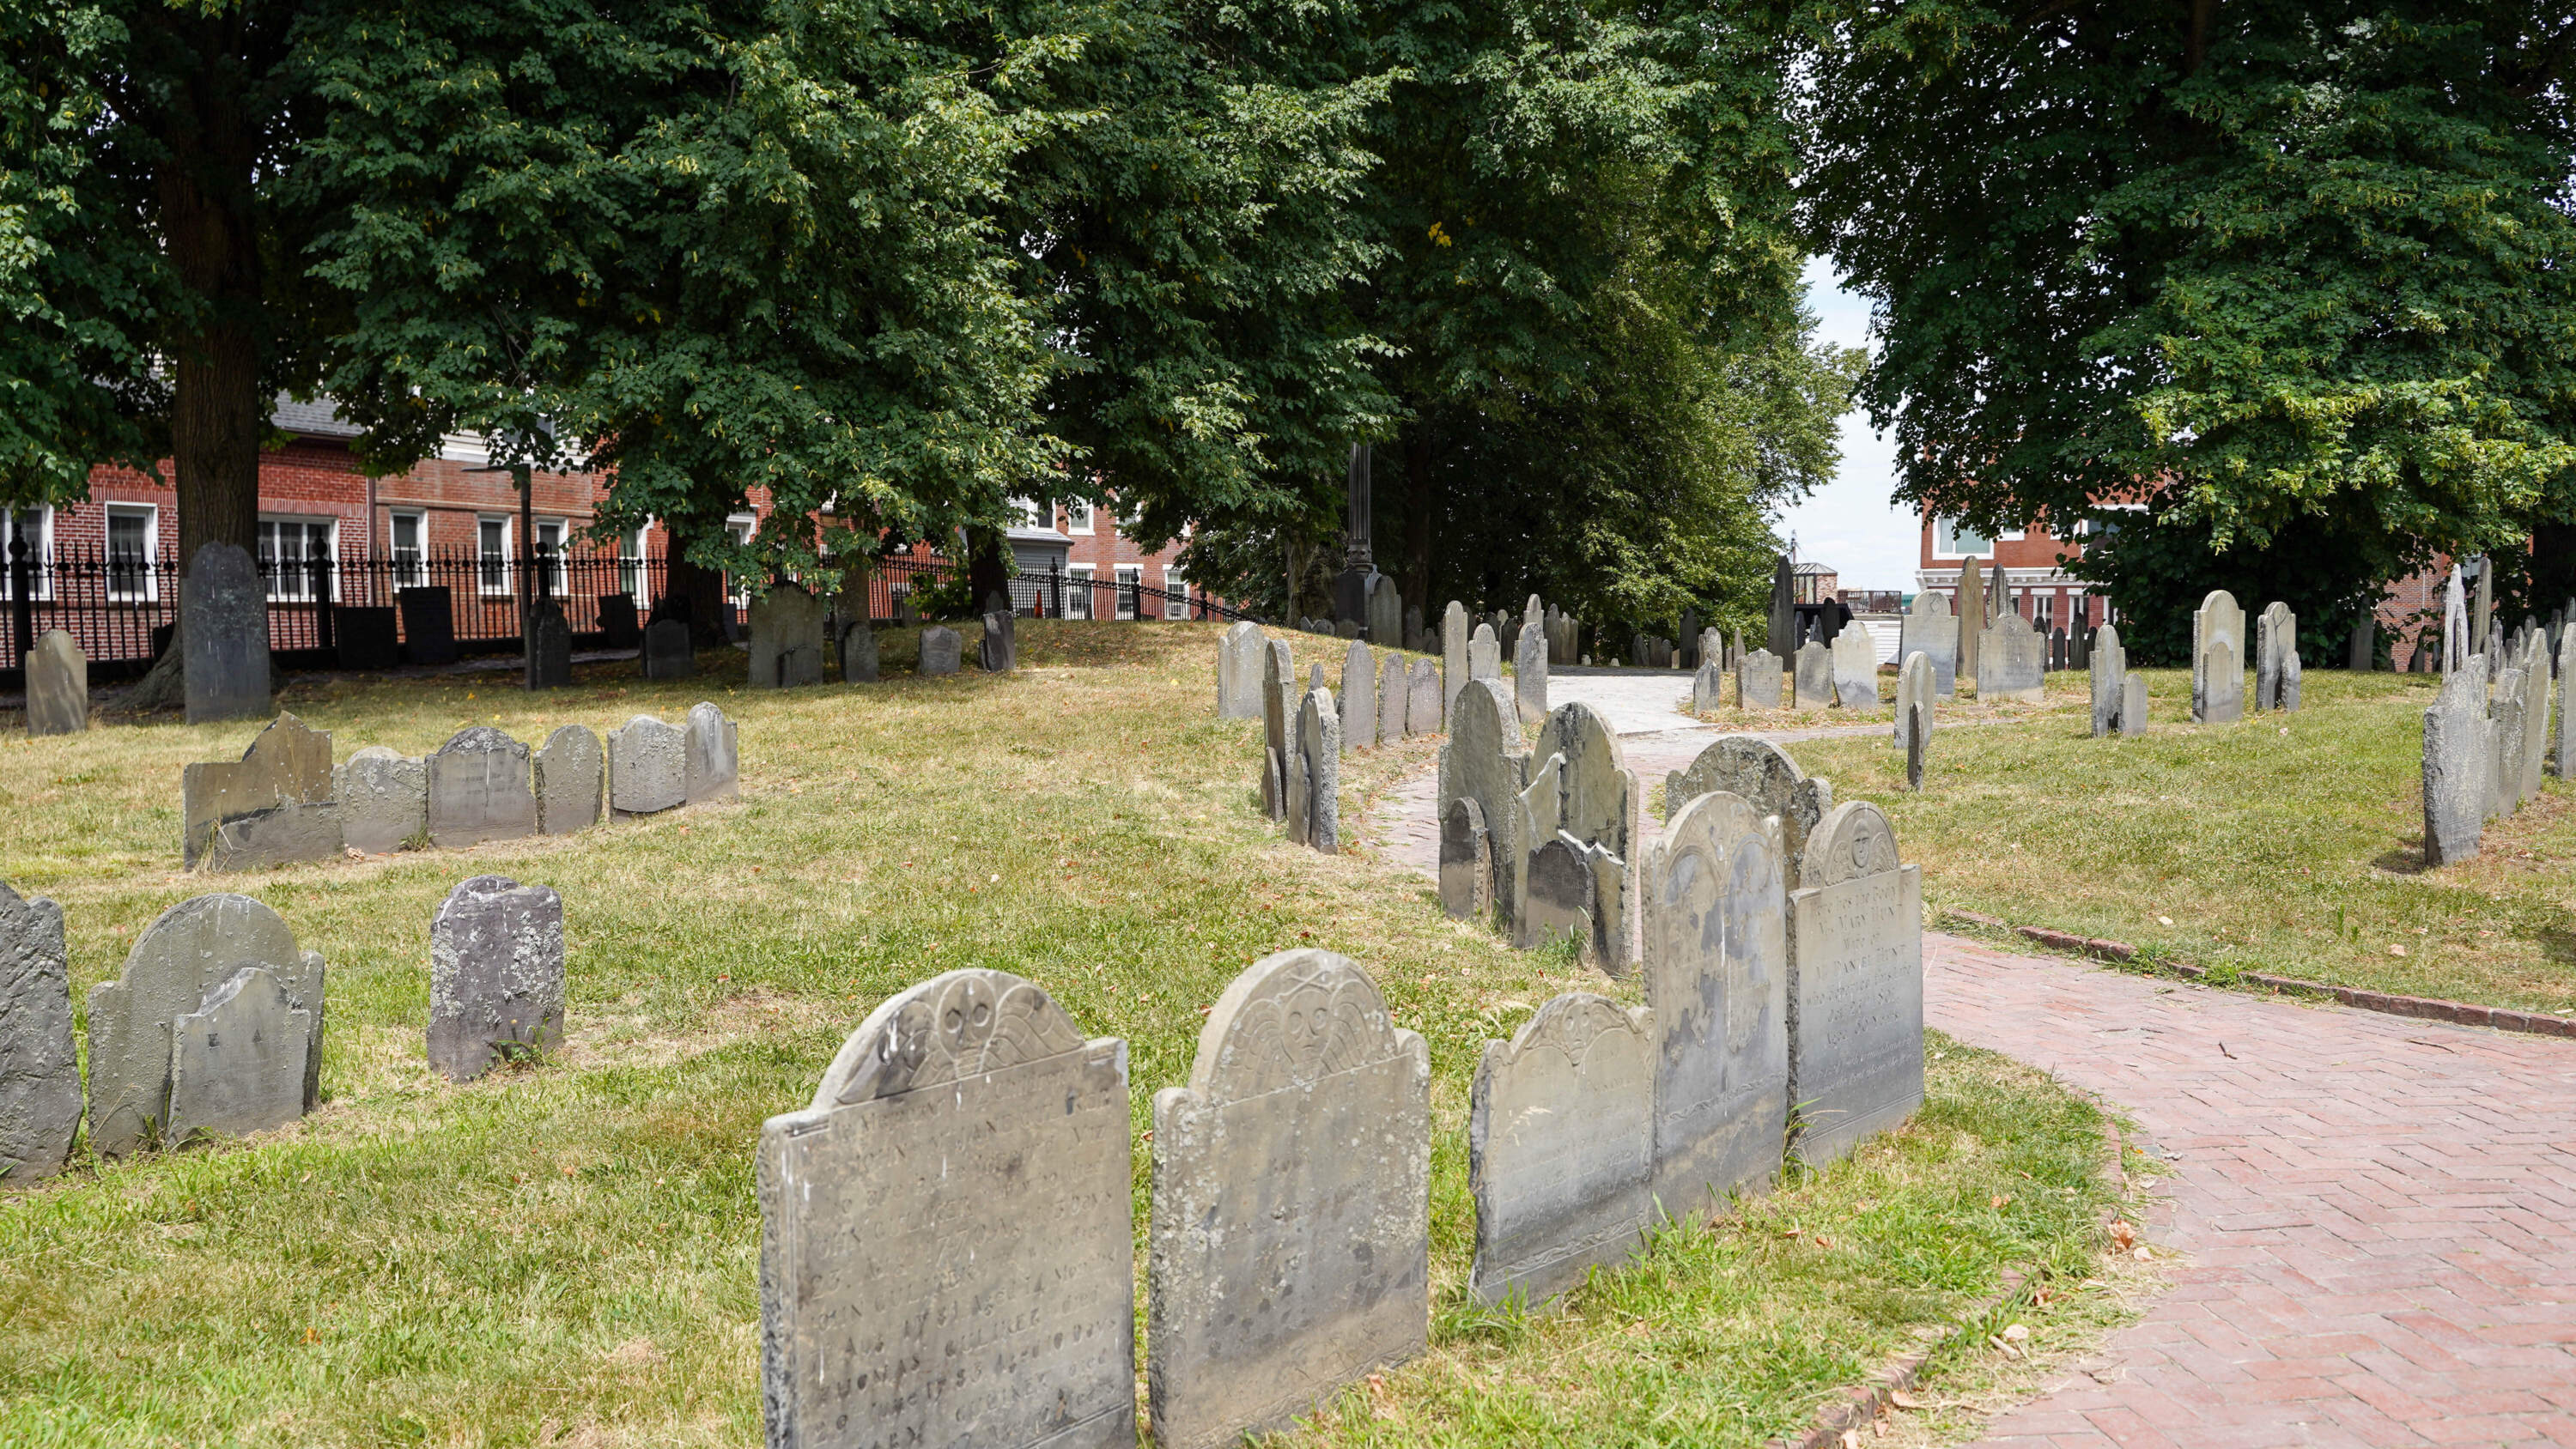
656,529,732,649
966,528,1011,615
1401,422,1435,619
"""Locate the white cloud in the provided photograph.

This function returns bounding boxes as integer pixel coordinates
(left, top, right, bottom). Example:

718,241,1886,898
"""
1772,257,1919,591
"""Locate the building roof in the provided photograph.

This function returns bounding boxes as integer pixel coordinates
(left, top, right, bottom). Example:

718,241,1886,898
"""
270,395,365,440
1793,561,1837,577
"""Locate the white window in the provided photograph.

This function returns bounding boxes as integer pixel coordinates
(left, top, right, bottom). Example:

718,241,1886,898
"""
1006,496,1048,530
1064,499,1095,535
726,513,756,607
1066,564,1096,620
389,511,428,591
1,506,52,601
1115,564,1142,620
258,517,337,602
533,518,568,600
105,504,158,602
1933,517,2026,558
477,516,513,596
1163,565,1188,620
618,524,647,600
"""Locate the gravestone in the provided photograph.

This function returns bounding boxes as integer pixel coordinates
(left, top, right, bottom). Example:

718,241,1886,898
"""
2443,568,2469,671
86,894,325,1156
1468,992,1654,1306
1296,688,1340,852
2255,601,2299,712
597,592,641,650
1367,573,1402,646
2047,627,2067,672
747,584,829,688
428,726,538,848
1261,640,1297,822
2193,589,2246,722
1643,790,1787,1216
1515,605,1550,725
524,603,574,690
26,630,85,736
1903,701,1927,789
1443,601,1470,718
1217,621,1265,718
641,617,695,679
1148,949,1430,1449
1528,702,1639,972
335,747,427,853
685,701,738,803
1691,659,1723,713
1894,652,1933,788
760,969,1133,1449
1440,797,1493,920
183,542,271,724
181,712,343,870
1735,648,1783,709
1897,592,1956,699
1379,652,1406,746
839,619,878,682
1830,626,1877,711
1978,614,2045,702
428,876,567,1082
1404,603,1425,654
1787,803,1923,1165
2123,675,2148,736
1407,658,1440,737
0,880,80,1179
980,607,1018,673
164,965,313,1145
1956,563,1984,684
2424,657,2490,865
1341,640,1376,753
334,606,400,671
2559,625,2576,779
606,716,688,815
917,625,962,676
533,725,603,835
1469,623,1501,682
1765,555,1796,659
2348,616,2374,671
2475,562,2493,654
1792,641,1831,708
1438,679,1530,928
399,585,459,666
1663,734,1832,882
2089,623,2128,737
1520,836,1598,957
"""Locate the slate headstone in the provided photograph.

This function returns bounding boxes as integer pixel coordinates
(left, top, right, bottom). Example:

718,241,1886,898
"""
428,726,538,849
1792,640,1831,708
1956,565,1984,684
1438,679,1530,925
1894,652,1934,785
2123,674,2148,737
1765,555,1796,659
399,585,459,666
1894,593,1956,700
165,965,312,1145
1691,659,1723,713
183,542,271,724
182,712,343,870
1521,835,1598,957
917,625,962,676
1468,992,1653,1306
2559,625,2576,780
2255,601,2299,712
1515,606,1550,724
1528,702,1639,972
979,608,1018,673
26,630,86,736
1379,651,1406,746
607,715,688,816
1297,688,1340,852
428,876,566,1082
533,725,603,835
1787,802,1923,1166
1830,626,1877,711
748,583,829,688
1663,734,1831,886
1407,658,1441,737
1341,640,1376,753
1440,797,1493,920
2423,655,2490,865
597,592,641,650
2193,589,2246,722
335,746,426,853
1261,640,1297,822
840,620,878,683
760,969,1134,1449
1367,573,1402,646
0,880,81,1179
641,617,696,680
1735,648,1783,709
2089,623,2128,737
1443,601,1470,718
685,701,738,804
2348,615,2374,671
524,602,574,690
1148,949,1430,1449
1469,623,1501,682
1217,621,1265,718
1977,613,2045,703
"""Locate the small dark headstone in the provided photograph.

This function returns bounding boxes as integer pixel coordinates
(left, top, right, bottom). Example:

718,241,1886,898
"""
2348,616,2375,670
979,609,1017,673
1522,837,1598,960
399,586,459,666
524,603,573,689
641,618,695,679
597,594,641,649
1438,797,1492,920
1905,704,1926,790
332,607,399,671
841,621,879,682
182,543,270,724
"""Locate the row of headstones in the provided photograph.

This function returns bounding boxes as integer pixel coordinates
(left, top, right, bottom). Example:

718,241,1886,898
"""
730,582,1019,686
0,876,565,1179
758,788,1923,1449
179,706,738,871
2425,623,2573,864
1437,683,1641,968
1688,626,1902,713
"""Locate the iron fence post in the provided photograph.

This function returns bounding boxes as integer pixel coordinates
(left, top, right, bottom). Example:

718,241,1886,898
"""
9,535,33,660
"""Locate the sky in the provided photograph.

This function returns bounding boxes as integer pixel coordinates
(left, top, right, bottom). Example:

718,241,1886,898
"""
1772,256,1918,590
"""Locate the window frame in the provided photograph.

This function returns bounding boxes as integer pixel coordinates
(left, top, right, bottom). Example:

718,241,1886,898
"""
1066,562,1097,620
258,515,338,603
1163,565,1188,620
476,515,513,597
1064,499,1096,535
533,517,568,600
105,502,159,603
388,509,429,591
1114,564,1143,621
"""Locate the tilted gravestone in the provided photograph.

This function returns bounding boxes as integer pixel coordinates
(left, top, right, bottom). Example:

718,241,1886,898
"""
2193,589,2246,723
1340,640,1376,753
1468,991,1654,1307
840,619,878,682
1897,591,1958,699
86,894,325,1155
399,585,459,667
2423,656,2491,865
747,583,829,688
2089,623,2129,737
1379,651,1406,746
1261,640,1297,821
533,725,603,835
1520,834,1600,958
1663,734,1832,886
1440,797,1493,920
980,604,1018,674
1438,679,1530,933
2255,601,2300,712
1643,790,1787,1216
1977,613,2045,703
182,712,344,870
164,964,313,1145
428,876,566,1082
1295,688,1340,852
916,625,963,676
641,617,695,679
26,629,85,736
1830,626,1878,711
1787,803,1923,1166
1894,653,1934,791
1791,640,1831,708
2123,674,2148,737
1527,702,1639,972
1690,659,1722,713
524,603,573,690
183,541,271,724
336,746,427,853
1443,601,1470,718
607,716,688,816
1468,622,1501,682
760,969,1133,1449
1515,596,1549,724
1217,621,1265,718
0,880,81,1179
1407,658,1441,737
685,701,738,803
1148,949,1430,1449
428,726,538,849
1735,648,1783,709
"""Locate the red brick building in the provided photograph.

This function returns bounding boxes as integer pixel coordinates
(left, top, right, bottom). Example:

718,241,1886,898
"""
1915,512,2111,633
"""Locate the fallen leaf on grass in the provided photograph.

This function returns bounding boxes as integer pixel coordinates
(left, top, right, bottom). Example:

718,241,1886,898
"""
2110,1220,2137,1250
1887,1390,1924,1411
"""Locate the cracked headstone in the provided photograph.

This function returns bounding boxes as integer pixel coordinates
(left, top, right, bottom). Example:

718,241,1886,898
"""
428,876,567,1082
182,712,343,870
335,746,426,854
534,725,603,835
427,725,538,849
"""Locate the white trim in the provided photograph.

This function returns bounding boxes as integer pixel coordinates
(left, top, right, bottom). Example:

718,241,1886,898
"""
257,515,338,603
2,505,53,602
1066,562,1097,620
1114,564,1142,620
438,433,492,468
533,517,569,599
1163,564,1188,620
104,502,159,602
476,514,513,597
388,509,429,591
1064,499,1096,536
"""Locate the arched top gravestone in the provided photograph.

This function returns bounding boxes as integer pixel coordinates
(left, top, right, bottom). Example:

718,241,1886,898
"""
428,725,538,849
182,541,270,724
1801,797,1900,888
1787,800,1924,1166
1662,735,1830,886
0,879,80,1179
1438,678,1528,926
1468,990,1654,1306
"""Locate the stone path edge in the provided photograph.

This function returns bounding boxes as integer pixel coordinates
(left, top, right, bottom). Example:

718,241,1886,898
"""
1764,1113,2135,1449
1941,906,2576,1040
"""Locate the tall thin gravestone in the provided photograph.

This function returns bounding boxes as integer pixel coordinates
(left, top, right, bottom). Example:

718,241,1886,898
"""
1341,639,1376,753
1894,652,1933,790
1515,596,1550,724
1217,621,1264,718
1786,803,1923,1165
1443,600,1470,720
2193,590,2246,723
1379,650,1406,745
2558,625,2576,779
1468,992,1654,1306
0,880,81,1179
2089,623,2128,737
2424,655,2490,865
183,542,270,724
1407,658,1440,737
1765,555,1796,660
1261,640,1297,820
1957,561,1984,687
25,630,85,736
1297,688,1341,852
1438,679,1530,933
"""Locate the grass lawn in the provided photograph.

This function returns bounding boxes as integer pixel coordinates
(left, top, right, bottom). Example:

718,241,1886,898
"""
1790,666,2576,1013
1,622,2126,1447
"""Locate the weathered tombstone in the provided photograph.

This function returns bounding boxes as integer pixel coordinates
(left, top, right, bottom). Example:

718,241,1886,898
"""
1978,613,2045,703
1468,992,1653,1306
1735,648,1783,709
164,965,312,1145
760,969,1134,1449
1404,603,1425,654
2123,675,2148,736
1521,835,1598,956
1217,621,1264,718
1643,790,1787,1216
532,725,603,835
25,630,86,736
427,726,538,848
1690,659,1722,713
1366,573,1402,646
685,701,738,803
1341,639,1376,752
1440,797,1493,920
399,585,459,666
524,602,574,690
1897,592,1957,699
1528,702,1639,971
2423,655,2490,865
1469,622,1501,682
1297,688,1340,852
0,880,81,1179
979,606,1018,673
1148,949,1430,1449
336,746,427,853
182,542,271,724
2348,615,2375,671
607,716,689,816
1787,803,1923,1166
1894,652,1934,786
2088,623,2127,737
1379,651,1406,745
86,894,325,1156
1786,641,1826,708
747,584,829,688
2193,589,2246,722
1443,601,1470,718
641,617,696,679
839,619,878,683
1407,658,1440,737
1765,555,1796,659
428,876,566,1082
1662,734,1832,886
2475,561,2493,655
597,592,641,650
181,712,343,870
2559,625,2576,779
2518,646,2551,804
1261,640,1297,822
1830,626,1877,711
1956,563,1984,684
916,625,962,676
2255,602,2298,712
1515,603,1550,725
1438,679,1531,928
